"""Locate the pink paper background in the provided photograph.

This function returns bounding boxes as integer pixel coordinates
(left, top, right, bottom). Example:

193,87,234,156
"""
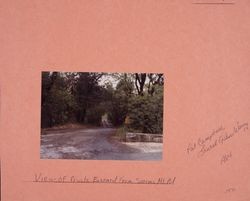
1,0,250,201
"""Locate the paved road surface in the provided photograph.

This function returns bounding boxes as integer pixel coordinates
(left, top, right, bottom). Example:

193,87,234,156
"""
41,128,162,160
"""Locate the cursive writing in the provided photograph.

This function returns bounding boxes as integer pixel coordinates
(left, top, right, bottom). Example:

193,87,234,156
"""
33,173,176,185
220,152,232,165
187,121,248,157
225,187,236,193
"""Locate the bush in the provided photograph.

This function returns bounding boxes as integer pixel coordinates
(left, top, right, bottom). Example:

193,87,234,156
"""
127,86,163,134
116,126,127,141
107,91,129,126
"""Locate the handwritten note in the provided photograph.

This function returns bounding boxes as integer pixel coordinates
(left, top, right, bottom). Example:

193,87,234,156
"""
187,121,248,158
220,152,232,165
225,187,236,193
33,173,176,185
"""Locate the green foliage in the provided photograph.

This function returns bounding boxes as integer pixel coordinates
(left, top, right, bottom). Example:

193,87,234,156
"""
127,85,163,134
85,103,106,125
41,72,77,127
107,74,134,126
107,91,128,126
41,71,164,133
74,72,104,122
49,87,77,124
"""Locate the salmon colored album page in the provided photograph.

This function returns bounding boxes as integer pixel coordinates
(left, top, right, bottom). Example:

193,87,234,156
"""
0,0,250,201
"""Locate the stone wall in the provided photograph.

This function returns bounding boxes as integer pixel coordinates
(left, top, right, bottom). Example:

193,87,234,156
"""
126,132,163,143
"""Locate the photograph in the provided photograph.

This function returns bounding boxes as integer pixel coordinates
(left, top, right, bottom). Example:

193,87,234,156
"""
40,71,164,160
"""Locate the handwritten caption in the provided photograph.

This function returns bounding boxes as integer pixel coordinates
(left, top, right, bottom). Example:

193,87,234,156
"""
33,173,176,185
220,151,232,165
187,121,248,158
225,187,236,193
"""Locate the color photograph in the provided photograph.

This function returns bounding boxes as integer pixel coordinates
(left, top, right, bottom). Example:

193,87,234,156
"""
41,72,164,160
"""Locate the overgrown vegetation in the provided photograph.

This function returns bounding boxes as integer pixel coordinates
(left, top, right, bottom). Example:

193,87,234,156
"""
41,72,164,134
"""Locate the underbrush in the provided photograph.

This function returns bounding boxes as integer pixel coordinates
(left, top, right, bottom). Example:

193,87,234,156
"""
41,123,97,135
116,126,127,141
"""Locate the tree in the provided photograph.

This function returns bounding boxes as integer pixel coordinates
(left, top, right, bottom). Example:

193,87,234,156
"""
147,73,164,95
41,71,164,132
41,72,77,127
74,72,105,123
107,74,134,126
135,73,147,96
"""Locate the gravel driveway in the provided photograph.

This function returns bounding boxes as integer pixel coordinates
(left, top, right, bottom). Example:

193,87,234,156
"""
41,128,162,160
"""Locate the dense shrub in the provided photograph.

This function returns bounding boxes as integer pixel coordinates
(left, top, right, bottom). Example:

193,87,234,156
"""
41,72,164,132
127,86,163,134
85,103,106,125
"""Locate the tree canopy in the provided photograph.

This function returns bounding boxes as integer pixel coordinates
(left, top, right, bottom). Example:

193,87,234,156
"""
41,72,164,134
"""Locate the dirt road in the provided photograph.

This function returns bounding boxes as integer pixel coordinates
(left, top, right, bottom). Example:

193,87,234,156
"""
41,128,162,160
